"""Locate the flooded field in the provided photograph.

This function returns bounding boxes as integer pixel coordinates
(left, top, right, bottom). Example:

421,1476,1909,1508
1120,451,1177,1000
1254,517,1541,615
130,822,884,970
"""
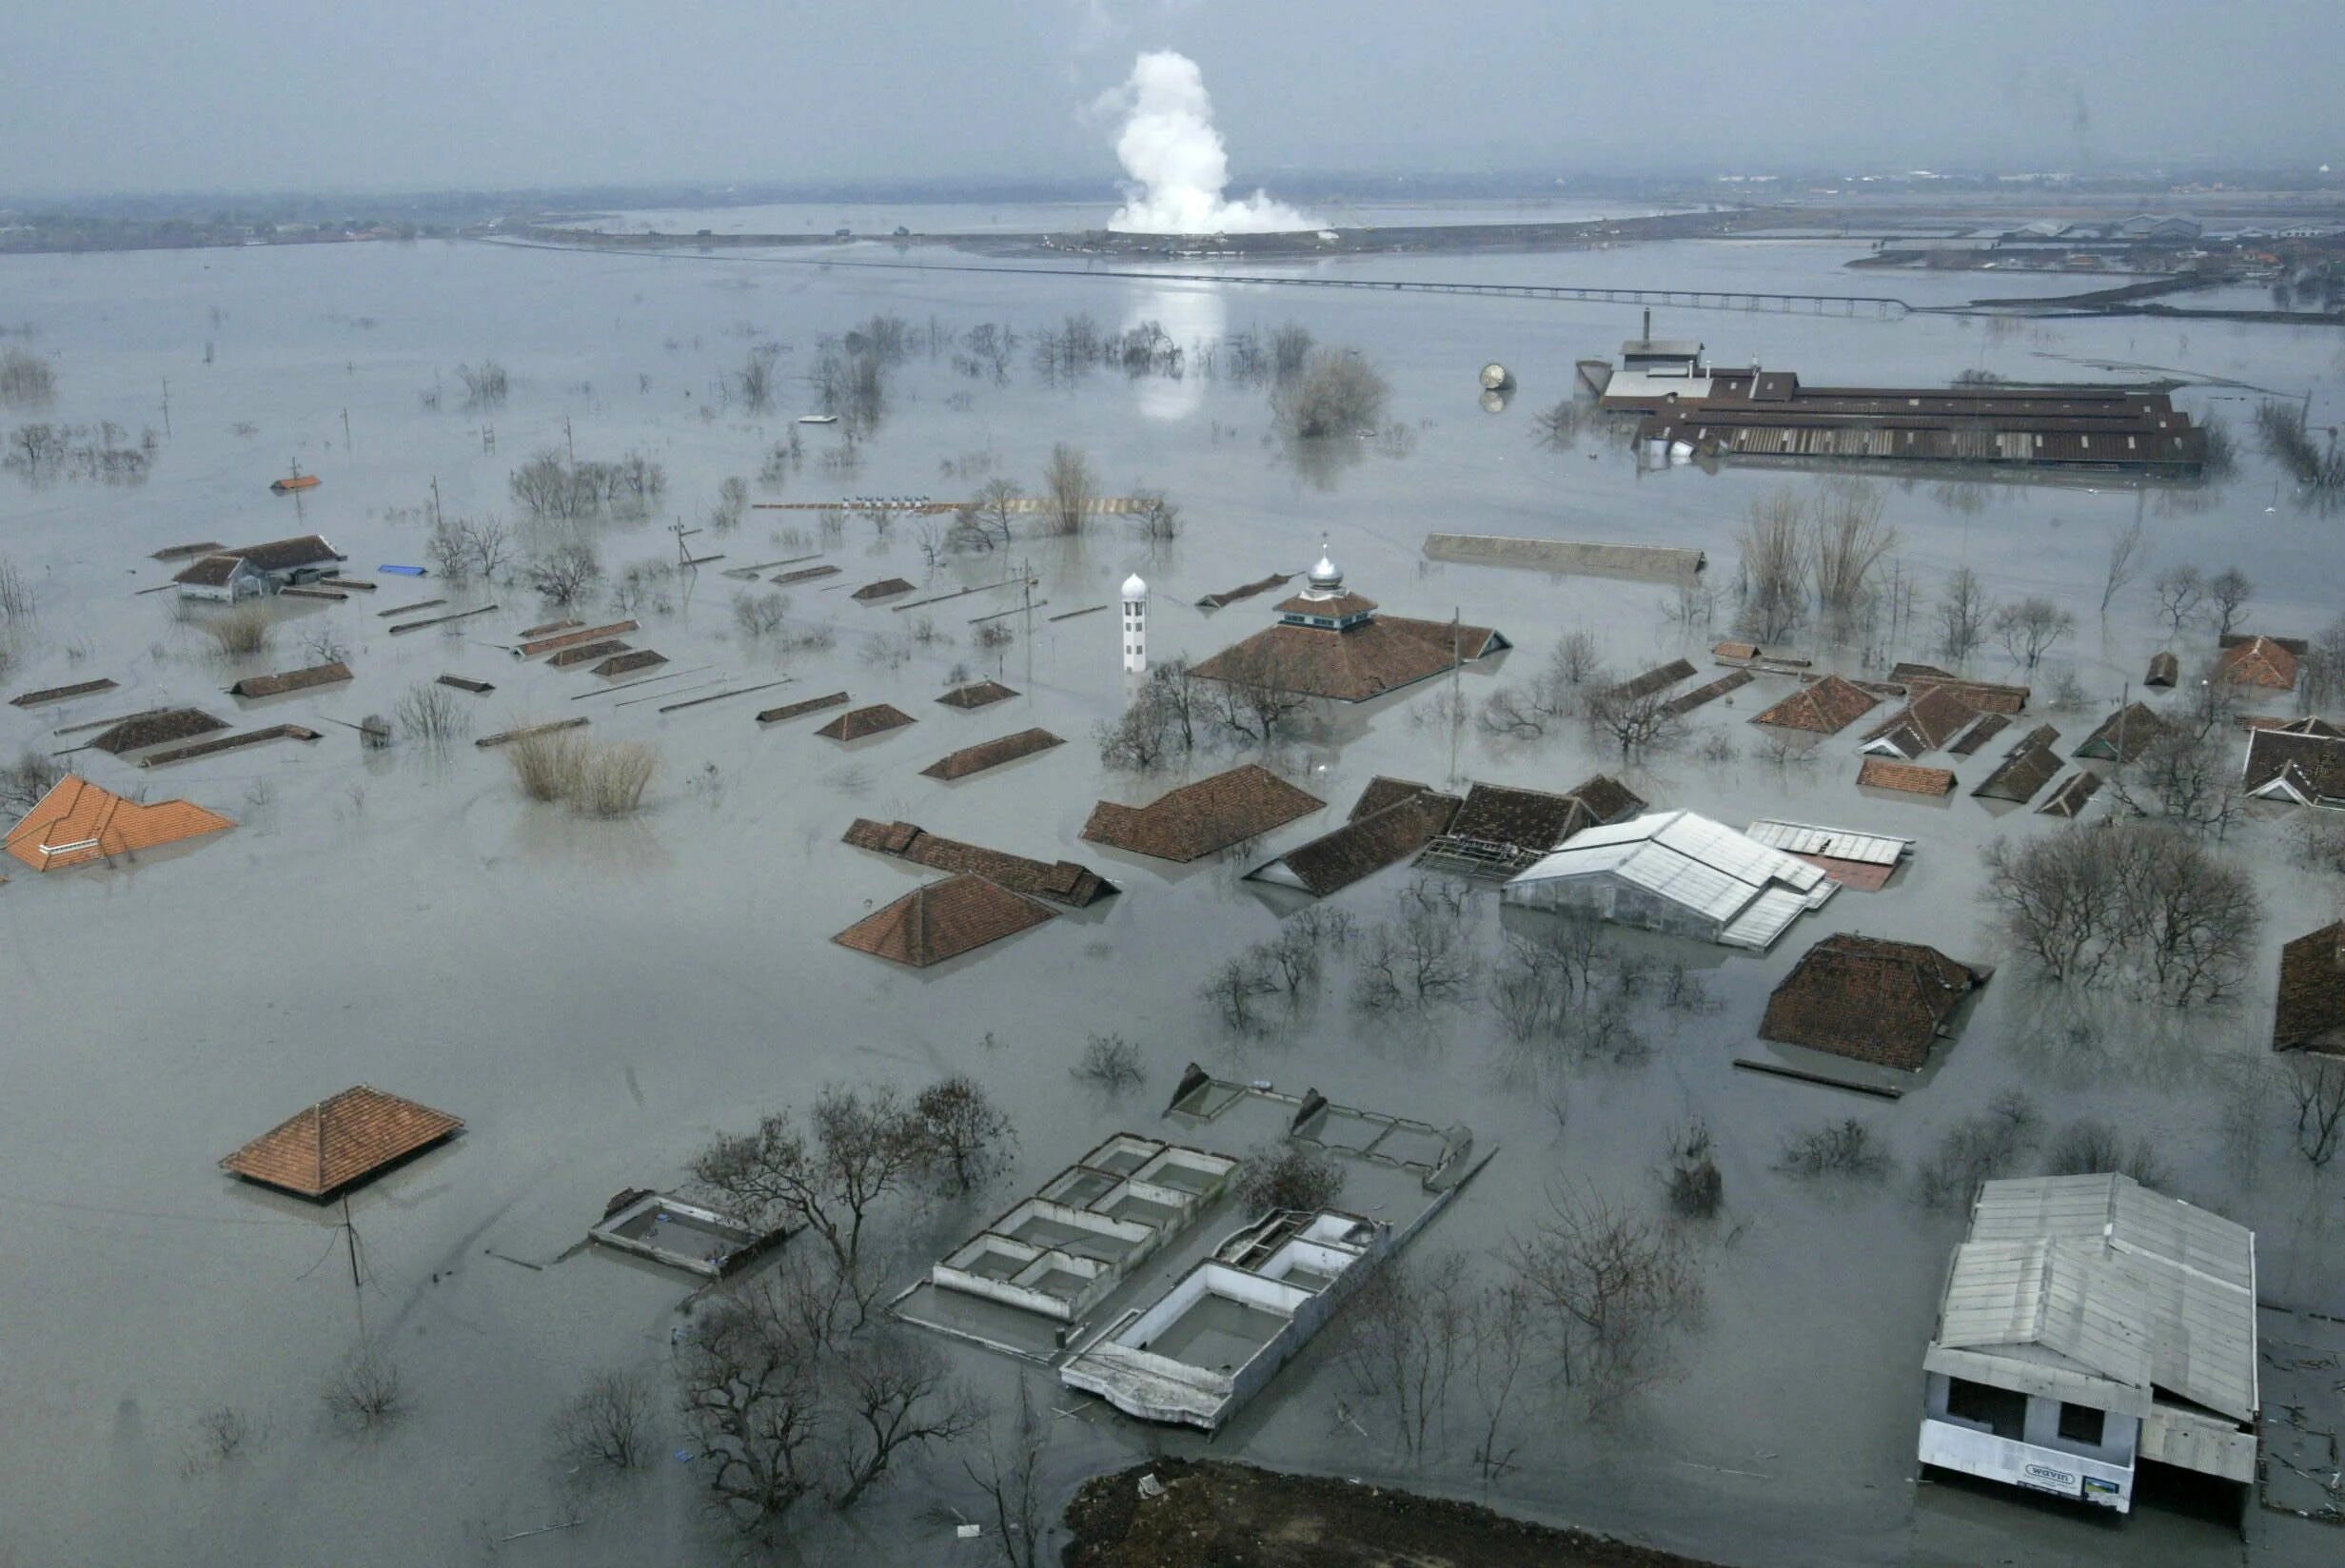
1,219,2340,1566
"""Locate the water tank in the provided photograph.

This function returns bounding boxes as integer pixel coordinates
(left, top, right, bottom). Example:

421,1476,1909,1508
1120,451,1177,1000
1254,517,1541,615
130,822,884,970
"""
1480,363,1515,392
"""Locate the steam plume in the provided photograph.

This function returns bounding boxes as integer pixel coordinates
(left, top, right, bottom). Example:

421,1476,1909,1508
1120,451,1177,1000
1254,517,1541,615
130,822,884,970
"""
1103,52,1319,234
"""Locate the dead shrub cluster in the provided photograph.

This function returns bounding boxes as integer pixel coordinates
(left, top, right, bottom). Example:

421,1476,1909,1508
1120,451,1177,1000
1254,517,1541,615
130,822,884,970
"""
504,727,658,816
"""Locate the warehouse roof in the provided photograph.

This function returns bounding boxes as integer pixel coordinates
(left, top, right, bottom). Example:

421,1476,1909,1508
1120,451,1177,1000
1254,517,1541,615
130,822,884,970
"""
1507,809,1833,946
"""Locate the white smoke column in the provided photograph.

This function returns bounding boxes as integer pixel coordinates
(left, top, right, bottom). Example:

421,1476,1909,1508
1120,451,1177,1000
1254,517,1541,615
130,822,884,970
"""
1105,52,1319,234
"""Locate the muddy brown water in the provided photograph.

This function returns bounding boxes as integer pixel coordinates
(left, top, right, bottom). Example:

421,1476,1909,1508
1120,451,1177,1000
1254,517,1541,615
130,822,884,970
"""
0,219,2339,1565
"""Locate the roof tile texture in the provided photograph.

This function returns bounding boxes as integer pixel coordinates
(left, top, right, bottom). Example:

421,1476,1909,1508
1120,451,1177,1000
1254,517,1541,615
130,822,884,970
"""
919,728,1064,780
1192,615,1503,703
816,703,916,741
1082,763,1324,862
219,1086,463,1198
1761,933,1983,1070
832,873,1054,967
1857,756,1957,795
5,775,235,871
2275,922,2345,1055
1750,675,1880,735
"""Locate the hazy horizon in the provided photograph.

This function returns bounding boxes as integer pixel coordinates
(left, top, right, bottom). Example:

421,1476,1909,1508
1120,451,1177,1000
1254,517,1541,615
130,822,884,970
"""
4,0,2341,199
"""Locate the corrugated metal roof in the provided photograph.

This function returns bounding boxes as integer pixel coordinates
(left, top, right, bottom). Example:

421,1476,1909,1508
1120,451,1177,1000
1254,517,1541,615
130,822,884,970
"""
1509,810,1832,926
1939,1175,2256,1423
1744,818,1911,867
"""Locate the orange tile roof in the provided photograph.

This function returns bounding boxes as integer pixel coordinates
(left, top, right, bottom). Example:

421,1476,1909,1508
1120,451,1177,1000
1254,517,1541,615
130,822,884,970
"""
219,1086,463,1199
832,873,1055,967
2216,635,2298,691
3,775,234,872
1749,675,1880,735
1857,757,1957,796
919,728,1064,780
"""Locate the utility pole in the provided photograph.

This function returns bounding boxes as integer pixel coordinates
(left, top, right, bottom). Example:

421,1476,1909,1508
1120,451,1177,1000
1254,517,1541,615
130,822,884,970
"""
564,414,575,464
1021,558,1035,685
428,475,441,529
342,407,351,453
1449,607,1463,785
670,517,702,571
160,378,170,437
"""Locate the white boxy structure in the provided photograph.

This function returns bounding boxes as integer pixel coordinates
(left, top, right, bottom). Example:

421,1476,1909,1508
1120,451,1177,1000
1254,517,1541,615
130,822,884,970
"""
1061,1208,1389,1430
1919,1174,2258,1516
1120,573,1148,675
1500,809,1836,951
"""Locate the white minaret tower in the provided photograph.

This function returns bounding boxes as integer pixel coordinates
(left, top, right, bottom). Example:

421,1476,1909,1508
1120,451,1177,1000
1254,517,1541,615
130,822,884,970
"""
1120,571,1148,674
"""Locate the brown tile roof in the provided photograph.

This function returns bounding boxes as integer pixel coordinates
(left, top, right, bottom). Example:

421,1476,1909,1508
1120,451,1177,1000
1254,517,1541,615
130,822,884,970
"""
2219,632,2310,656
1607,658,1699,702
1350,775,1436,822
2144,651,2179,687
172,554,249,587
1446,781,1597,853
88,707,227,755
2075,701,2166,762
5,775,235,871
2275,923,2345,1055
1249,786,1461,896
519,618,582,638
1945,711,2011,756
437,676,495,695
1196,572,1292,610
937,679,1018,710
919,727,1064,780
11,677,117,707
853,577,916,601
1567,773,1646,825
1760,933,1984,1070
831,873,1055,967
1271,589,1380,619
594,649,668,677
816,703,916,741
841,819,1116,907
546,640,631,668
2242,726,2345,805
519,620,640,657
141,724,319,767
759,691,850,724
1191,615,1507,703
1081,763,1325,862
775,564,841,585
1750,675,1880,735
1861,685,1979,758
222,535,343,574
1712,640,1762,661
219,1085,463,1199
1972,724,2063,803
1857,757,1956,796
2245,715,2344,737
1665,669,1753,715
227,660,352,698
2038,771,2103,817
2216,635,2298,691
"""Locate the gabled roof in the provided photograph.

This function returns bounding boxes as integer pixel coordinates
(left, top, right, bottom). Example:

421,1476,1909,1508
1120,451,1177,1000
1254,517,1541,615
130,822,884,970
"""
1350,775,1435,822
919,727,1063,780
10,677,117,708
2274,922,2345,1055
841,819,1116,907
2217,636,2297,691
1505,809,1833,939
1892,663,2031,715
816,702,916,741
4,774,235,871
172,553,254,587
1191,615,1507,703
831,873,1054,967
88,707,227,755
1972,724,2063,803
1749,674,1879,735
228,660,352,698
2144,651,2179,688
1860,685,1979,759
2039,770,2103,817
1857,757,1956,795
1945,711,2011,755
219,1086,463,1199
1566,773,1645,826
2242,725,2345,806
1606,657,1698,703
936,679,1018,710
757,691,849,724
1761,932,1983,1070
2076,701,2166,762
221,535,343,574
1081,764,1324,862
852,577,916,601
1443,781,1601,854
595,650,668,677
1247,784,1461,897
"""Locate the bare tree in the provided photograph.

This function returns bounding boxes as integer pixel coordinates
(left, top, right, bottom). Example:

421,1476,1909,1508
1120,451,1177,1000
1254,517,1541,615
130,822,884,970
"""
962,1376,1051,1568
1663,1117,1723,1219
1808,479,1898,626
734,344,780,413
1776,1118,1891,1179
1071,1032,1144,1092
1337,1253,1471,1461
1936,565,1993,663
676,1269,825,1539
1040,442,1094,536
321,1343,406,1432
2285,1055,2345,1168
2100,518,2148,615
1271,347,1391,441
2299,615,2345,713
1914,1091,2040,1210
1201,641,1310,747
2153,564,2205,637
1980,823,2258,1004
526,540,603,606
550,1369,656,1476
1356,878,1479,1009
827,1328,984,1510
1508,1186,1704,1415
1990,595,2075,670
395,682,470,745
2205,566,2254,638
1233,1143,1348,1215
1480,633,1601,737
2108,669,2244,837
911,1074,1016,1196
1582,676,1685,759
1096,657,1203,771
1735,486,1809,641
1200,952,1278,1031
2044,1118,2171,1187
1131,488,1179,541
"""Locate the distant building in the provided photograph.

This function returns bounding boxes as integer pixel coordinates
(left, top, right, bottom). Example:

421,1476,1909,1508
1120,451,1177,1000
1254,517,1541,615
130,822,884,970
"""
1921,1174,2257,1516
170,553,267,602
1500,809,1836,951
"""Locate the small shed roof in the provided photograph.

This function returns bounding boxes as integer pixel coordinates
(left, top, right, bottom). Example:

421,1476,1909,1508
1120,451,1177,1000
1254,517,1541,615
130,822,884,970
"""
816,702,916,741
1857,757,1957,796
852,577,916,601
1081,764,1324,862
1760,933,1983,1070
842,818,1116,907
937,679,1018,710
1749,674,1880,735
919,727,1064,780
2274,922,2345,1055
1971,724,2063,803
832,874,1054,967
4,774,235,871
228,660,352,698
88,707,227,755
219,1085,463,1199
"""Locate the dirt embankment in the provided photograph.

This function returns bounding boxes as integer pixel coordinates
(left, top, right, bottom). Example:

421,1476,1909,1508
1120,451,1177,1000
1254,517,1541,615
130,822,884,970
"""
1061,1460,1731,1568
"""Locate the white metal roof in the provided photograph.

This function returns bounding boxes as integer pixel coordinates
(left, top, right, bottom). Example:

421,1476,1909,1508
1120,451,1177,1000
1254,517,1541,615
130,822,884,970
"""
1508,810,1833,930
1744,818,1912,868
1933,1175,2256,1424
1600,368,1716,402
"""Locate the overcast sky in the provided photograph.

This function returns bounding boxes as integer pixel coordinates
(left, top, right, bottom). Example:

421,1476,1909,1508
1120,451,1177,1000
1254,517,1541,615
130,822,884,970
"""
5,0,2341,195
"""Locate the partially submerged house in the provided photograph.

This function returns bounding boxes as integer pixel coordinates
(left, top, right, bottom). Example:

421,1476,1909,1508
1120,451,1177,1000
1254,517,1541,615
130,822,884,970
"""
2143,651,2178,689
1749,674,1880,735
2215,635,2297,692
841,818,1117,908
2039,771,2104,817
1857,757,1958,797
816,702,916,742
919,727,1063,780
1891,663,2031,715
219,1085,463,1200
1247,779,1462,896
2240,717,2345,809
1081,764,1324,863
170,553,268,602
175,535,345,598
1760,933,1985,1070
87,707,227,755
1060,1207,1390,1431
832,873,1054,967
1973,724,2064,804
2075,702,2166,764
1190,547,1508,703
1415,774,1644,877
1500,809,1836,951
227,659,352,698
2273,923,2345,1055
588,1189,785,1279
1742,819,1911,891
936,679,1018,710
1920,1174,2257,1517
1859,685,1981,760
4,774,234,872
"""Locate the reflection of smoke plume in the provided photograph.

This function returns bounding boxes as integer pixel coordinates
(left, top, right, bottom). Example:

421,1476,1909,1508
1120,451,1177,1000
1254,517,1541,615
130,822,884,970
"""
1103,52,1319,234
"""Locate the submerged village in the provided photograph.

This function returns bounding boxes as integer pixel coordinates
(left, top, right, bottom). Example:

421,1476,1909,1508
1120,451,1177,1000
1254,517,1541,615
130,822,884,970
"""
3,205,2345,1568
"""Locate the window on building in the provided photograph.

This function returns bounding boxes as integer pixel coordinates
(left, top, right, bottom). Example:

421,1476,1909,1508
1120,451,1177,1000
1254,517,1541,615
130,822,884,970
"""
1944,1378,2027,1440
2057,1402,2104,1445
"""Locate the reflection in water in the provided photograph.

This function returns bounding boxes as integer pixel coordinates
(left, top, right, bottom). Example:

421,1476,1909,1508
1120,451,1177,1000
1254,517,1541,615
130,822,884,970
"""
1125,283,1224,422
